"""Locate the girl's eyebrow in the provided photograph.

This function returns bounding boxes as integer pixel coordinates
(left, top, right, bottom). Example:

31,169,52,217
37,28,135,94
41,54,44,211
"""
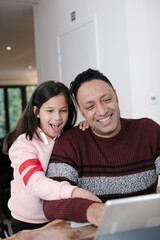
45,105,68,109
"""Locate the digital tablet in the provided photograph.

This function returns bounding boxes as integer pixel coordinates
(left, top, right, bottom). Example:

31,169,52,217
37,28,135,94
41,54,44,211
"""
94,193,160,239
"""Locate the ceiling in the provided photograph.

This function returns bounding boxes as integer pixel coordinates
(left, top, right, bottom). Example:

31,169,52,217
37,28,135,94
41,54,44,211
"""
0,0,39,86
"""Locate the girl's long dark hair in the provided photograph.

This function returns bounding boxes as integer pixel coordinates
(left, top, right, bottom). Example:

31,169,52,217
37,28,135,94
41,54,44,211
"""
3,81,77,154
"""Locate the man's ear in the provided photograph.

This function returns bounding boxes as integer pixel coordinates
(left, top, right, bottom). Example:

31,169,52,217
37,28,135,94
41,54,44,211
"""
76,104,84,117
33,106,39,118
114,89,119,103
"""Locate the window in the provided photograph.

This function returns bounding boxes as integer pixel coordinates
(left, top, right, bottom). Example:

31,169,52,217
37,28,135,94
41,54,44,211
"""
0,85,36,139
0,88,5,138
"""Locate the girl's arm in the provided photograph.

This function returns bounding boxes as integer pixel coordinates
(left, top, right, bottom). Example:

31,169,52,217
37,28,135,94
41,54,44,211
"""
9,135,76,201
71,187,102,202
9,135,101,203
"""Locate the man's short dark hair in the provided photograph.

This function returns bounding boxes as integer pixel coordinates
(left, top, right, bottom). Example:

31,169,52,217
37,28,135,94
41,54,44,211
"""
70,68,114,103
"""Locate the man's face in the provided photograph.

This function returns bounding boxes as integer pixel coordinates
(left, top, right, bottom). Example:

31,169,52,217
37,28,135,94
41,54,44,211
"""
77,79,121,138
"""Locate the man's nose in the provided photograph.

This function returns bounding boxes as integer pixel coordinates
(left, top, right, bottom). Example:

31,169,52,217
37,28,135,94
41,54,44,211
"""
96,103,106,115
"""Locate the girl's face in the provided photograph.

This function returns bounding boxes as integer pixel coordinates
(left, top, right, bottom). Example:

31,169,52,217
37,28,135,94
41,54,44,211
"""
35,94,69,139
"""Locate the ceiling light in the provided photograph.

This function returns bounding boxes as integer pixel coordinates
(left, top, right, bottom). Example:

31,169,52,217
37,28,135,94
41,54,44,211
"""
6,46,12,51
28,65,32,70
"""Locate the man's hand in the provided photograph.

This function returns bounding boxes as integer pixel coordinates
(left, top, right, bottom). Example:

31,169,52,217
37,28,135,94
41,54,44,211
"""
71,187,102,203
86,203,105,226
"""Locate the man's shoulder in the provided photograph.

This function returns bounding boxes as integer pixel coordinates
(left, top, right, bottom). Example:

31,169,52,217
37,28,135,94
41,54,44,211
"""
59,126,89,141
122,117,159,131
123,117,158,125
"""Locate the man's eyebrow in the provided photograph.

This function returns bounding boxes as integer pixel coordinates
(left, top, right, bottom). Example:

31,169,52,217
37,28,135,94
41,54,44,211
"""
83,100,94,105
83,93,112,105
100,93,112,98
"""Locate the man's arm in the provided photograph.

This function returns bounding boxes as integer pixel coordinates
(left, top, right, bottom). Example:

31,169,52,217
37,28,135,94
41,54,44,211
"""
44,198,95,222
43,198,104,226
86,202,105,226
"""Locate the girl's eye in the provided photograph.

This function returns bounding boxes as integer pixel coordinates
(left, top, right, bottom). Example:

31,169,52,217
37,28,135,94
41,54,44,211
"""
61,109,68,112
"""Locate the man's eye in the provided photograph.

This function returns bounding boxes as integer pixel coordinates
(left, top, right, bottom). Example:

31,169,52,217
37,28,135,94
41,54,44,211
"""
86,106,94,110
103,98,111,103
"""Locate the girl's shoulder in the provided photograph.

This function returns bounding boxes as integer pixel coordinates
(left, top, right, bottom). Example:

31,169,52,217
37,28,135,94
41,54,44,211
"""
8,133,39,161
11,132,38,149
14,133,28,143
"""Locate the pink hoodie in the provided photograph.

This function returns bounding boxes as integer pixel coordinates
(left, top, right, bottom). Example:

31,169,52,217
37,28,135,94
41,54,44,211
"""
8,129,75,223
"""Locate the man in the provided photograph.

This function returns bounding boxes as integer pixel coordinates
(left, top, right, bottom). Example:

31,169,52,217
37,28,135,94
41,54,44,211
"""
43,68,160,226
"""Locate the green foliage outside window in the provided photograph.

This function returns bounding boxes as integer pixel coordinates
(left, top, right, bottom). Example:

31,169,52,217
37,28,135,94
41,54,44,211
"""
0,85,37,139
8,88,22,131
26,85,36,102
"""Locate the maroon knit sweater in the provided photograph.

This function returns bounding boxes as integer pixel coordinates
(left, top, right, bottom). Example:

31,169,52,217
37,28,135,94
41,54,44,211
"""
44,118,160,222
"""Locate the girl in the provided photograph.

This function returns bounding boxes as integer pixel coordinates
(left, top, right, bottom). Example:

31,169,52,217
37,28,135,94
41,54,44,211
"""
3,81,100,234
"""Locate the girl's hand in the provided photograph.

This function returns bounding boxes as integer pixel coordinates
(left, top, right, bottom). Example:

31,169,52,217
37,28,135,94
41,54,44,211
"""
78,120,89,131
71,187,102,203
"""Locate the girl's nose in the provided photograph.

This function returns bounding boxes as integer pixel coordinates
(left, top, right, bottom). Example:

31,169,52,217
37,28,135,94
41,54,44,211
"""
53,111,61,120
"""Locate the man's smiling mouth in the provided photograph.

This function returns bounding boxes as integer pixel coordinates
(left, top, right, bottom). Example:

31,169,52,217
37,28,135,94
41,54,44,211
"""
98,115,111,122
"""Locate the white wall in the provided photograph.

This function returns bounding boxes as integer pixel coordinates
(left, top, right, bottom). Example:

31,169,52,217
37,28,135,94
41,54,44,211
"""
33,0,160,123
126,0,160,123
